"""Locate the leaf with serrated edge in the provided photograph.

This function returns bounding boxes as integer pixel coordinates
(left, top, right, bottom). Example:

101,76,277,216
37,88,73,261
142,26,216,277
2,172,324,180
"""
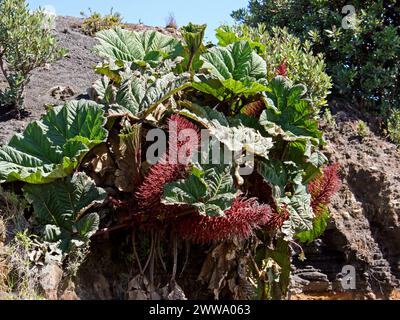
0,100,107,184
115,72,191,117
162,164,237,217
295,208,330,244
24,172,106,251
95,28,182,65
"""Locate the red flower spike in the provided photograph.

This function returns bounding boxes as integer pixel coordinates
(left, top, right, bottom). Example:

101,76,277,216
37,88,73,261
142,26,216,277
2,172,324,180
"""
308,163,341,216
134,162,188,213
275,60,288,77
176,197,273,243
167,114,200,165
134,115,200,214
241,100,265,118
266,205,290,230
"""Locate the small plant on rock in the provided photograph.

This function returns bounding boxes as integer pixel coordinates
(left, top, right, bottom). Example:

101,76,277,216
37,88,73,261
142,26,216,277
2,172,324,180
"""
357,120,369,139
165,13,178,29
387,109,400,146
0,0,63,117
80,8,124,36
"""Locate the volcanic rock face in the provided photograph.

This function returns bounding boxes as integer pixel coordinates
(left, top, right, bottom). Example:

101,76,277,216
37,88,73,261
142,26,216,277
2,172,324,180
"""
292,100,400,298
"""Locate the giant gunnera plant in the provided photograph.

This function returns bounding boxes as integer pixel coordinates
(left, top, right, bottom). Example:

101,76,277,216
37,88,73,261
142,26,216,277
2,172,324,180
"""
0,23,340,300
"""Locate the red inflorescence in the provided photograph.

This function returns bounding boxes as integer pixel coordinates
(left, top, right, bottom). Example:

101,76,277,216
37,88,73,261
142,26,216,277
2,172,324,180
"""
167,114,200,160
241,100,265,118
134,115,200,214
308,163,341,215
134,162,188,213
176,197,273,243
266,205,290,230
275,60,288,77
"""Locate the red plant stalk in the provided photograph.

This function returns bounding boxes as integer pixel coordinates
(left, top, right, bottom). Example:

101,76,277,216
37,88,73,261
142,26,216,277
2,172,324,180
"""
308,163,341,216
176,197,273,243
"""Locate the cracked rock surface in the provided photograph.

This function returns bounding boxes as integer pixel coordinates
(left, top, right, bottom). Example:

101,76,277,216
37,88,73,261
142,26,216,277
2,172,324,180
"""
292,100,400,299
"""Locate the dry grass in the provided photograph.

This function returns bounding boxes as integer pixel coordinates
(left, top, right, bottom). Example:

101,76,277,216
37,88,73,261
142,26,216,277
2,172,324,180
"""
390,289,400,300
0,187,43,299
165,13,177,29
0,219,8,293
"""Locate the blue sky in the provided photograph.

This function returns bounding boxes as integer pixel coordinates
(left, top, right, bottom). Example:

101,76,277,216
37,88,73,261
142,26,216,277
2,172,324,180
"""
27,0,248,42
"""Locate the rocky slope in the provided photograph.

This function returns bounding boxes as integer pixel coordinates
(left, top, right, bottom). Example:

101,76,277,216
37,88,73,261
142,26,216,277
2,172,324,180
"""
291,100,400,299
0,17,399,299
0,16,178,146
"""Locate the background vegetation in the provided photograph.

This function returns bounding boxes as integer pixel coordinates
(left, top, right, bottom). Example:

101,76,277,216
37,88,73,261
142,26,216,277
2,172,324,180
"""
0,0,64,117
232,0,400,142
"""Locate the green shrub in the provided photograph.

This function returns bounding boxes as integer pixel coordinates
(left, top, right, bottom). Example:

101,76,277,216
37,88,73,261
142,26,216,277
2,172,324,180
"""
357,120,369,139
322,108,336,129
232,0,400,114
80,8,123,36
388,109,400,145
216,24,332,111
0,0,62,116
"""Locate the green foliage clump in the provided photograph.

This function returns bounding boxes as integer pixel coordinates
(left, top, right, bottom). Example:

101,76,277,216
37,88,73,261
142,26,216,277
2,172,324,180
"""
80,8,124,36
357,120,369,138
387,109,400,146
232,0,400,115
322,108,336,129
0,0,62,116
216,24,332,111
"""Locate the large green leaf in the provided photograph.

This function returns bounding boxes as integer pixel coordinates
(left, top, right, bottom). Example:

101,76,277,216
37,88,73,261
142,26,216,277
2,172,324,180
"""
193,41,267,100
178,106,273,159
177,104,229,127
0,100,107,184
280,181,314,241
215,26,266,53
295,208,330,244
162,164,238,217
260,76,322,142
277,139,327,184
193,76,269,101
94,28,182,66
201,41,266,82
258,159,288,198
302,150,328,183
215,27,240,47
92,76,115,105
257,159,304,199
24,172,106,251
115,71,191,116
209,121,273,159
259,76,326,184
